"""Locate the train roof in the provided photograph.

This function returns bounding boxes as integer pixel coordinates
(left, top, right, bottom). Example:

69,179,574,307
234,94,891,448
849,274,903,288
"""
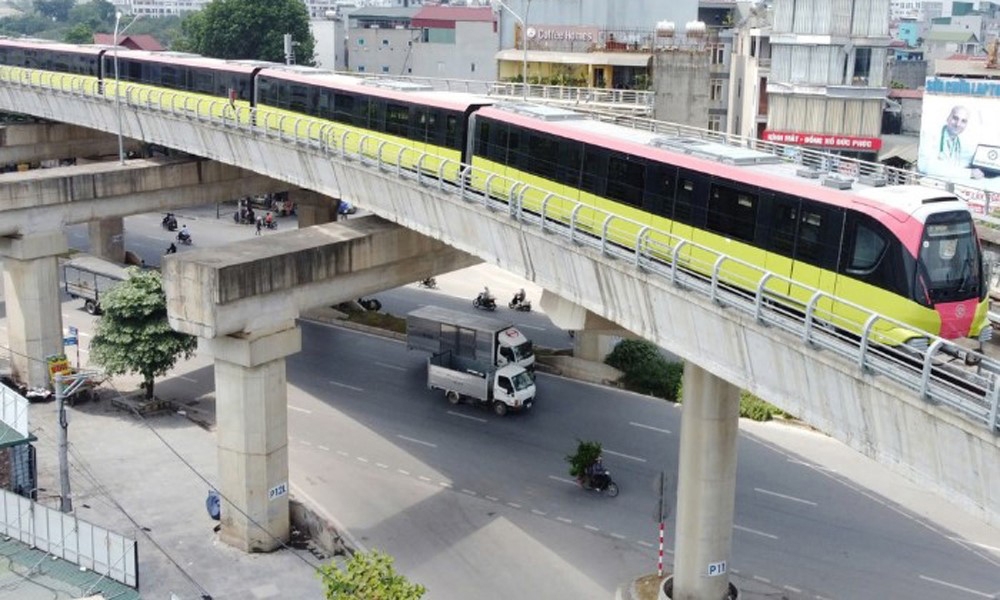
256,67,493,111
0,37,104,55
110,49,261,74
477,103,966,227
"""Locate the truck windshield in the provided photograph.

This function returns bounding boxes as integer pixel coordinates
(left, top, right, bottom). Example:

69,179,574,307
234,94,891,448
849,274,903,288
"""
915,212,982,304
512,341,534,362
510,370,534,391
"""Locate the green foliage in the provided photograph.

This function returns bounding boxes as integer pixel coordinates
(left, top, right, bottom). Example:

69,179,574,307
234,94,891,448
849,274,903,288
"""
63,22,93,44
565,439,602,478
68,0,114,31
739,391,787,422
177,0,315,64
33,0,74,22
0,13,53,36
318,550,426,600
88,268,197,400
604,339,683,401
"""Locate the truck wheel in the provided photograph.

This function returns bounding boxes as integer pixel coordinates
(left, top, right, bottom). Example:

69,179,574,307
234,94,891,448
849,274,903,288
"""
493,401,508,417
84,300,98,315
446,390,461,405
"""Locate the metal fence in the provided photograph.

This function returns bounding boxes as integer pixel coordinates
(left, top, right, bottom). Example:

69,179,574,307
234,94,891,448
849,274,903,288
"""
2,67,998,434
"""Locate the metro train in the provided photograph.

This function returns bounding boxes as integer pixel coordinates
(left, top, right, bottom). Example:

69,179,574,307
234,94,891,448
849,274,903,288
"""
0,37,990,348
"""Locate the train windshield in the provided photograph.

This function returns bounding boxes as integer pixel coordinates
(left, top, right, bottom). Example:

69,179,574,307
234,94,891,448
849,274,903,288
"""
916,212,981,304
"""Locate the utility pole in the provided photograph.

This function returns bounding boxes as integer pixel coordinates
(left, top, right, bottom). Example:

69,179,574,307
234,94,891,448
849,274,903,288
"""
53,370,99,513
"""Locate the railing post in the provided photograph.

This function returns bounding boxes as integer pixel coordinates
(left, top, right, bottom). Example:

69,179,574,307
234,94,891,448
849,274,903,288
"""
920,339,947,400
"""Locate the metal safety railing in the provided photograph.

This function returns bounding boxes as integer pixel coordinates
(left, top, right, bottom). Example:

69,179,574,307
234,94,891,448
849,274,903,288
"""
1,67,998,433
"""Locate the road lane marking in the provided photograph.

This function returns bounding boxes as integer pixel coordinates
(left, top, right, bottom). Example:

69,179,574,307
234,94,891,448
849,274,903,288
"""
446,411,487,423
604,449,647,463
949,537,1000,553
336,451,349,457
918,575,993,598
783,585,802,593
753,576,771,584
418,476,431,482
584,525,599,532
754,487,817,506
556,517,573,524
610,533,626,540
397,434,436,448
485,496,499,502
531,509,547,516
506,502,521,509
637,541,654,548
461,489,477,496
288,405,312,414
397,469,410,476
786,458,836,472
356,457,369,463
375,463,388,469
629,422,671,434
376,362,406,371
733,525,778,539
439,482,453,488
548,475,578,485
300,440,312,446
329,380,363,392
318,445,329,451
516,324,546,331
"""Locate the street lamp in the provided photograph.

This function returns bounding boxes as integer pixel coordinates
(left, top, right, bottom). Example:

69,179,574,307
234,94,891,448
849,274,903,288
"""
491,0,531,100
113,11,142,165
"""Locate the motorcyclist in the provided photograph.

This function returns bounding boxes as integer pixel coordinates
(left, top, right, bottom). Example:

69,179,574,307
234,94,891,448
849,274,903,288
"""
513,288,526,305
162,212,177,230
585,456,610,490
178,224,191,243
265,211,274,228
165,242,177,255
482,286,493,301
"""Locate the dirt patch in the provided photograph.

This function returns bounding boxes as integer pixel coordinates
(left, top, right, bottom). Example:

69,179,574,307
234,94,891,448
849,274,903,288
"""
634,573,666,599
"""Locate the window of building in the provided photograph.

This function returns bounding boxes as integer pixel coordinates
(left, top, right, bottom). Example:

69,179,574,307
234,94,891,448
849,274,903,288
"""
708,115,723,131
381,65,389,73
382,39,389,46
710,44,725,65
471,62,476,72
710,80,723,101
853,48,872,84
357,38,365,46
357,65,365,72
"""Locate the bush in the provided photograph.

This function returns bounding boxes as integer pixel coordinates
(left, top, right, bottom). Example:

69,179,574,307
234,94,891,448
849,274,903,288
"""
565,439,602,478
739,391,787,422
605,339,683,401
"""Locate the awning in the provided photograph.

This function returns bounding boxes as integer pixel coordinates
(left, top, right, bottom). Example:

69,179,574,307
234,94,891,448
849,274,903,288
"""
495,49,652,68
879,134,919,164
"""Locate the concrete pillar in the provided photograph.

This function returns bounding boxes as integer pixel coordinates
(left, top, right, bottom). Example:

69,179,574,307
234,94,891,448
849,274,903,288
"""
572,329,604,362
0,231,68,388
669,363,740,600
201,324,301,552
293,189,338,227
87,217,125,264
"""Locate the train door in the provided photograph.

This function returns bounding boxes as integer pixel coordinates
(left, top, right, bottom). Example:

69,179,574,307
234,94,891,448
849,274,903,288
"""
791,203,845,315
757,193,799,298
671,169,710,269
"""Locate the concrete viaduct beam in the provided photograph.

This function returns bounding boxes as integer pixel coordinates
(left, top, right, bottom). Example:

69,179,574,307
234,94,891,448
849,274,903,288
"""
161,215,479,550
0,122,143,165
0,157,286,236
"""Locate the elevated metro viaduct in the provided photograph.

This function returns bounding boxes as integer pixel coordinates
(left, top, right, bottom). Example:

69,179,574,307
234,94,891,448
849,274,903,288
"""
0,82,997,600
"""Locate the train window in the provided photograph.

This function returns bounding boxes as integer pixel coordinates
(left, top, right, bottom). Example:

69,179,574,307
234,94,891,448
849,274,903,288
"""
288,84,310,113
494,122,511,162
528,133,559,179
445,114,459,149
316,89,333,119
192,69,214,94
580,146,607,196
846,223,887,274
161,66,180,89
674,176,697,225
762,194,798,257
795,204,843,270
707,182,757,243
555,138,582,186
643,164,675,216
475,119,490,157
509,127,531,173
385,103,410,137
334,93,354,124
606,154,645,207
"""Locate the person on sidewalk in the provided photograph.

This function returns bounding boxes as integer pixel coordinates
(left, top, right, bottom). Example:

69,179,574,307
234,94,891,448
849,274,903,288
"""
255,216,263,236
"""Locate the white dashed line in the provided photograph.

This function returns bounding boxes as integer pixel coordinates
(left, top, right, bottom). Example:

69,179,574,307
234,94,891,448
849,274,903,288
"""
629,422,671,434
918,575,994,598
336,451,349,457
753,576,771,584
485,496,499,502
446,411,488,423
397,469,410,476
461,489,477,496
610,533,626,540
531,509,547,516
517,324,546,331
418,476,432,482
376,362,406,371
318,445,329,451
329,380,363,392
288,405,312,414
949,537,1000,553
783,585,802,593
506,502,521,509
734,525,778,540
356,457,369,463
397,434,437,448
584,525,600,532
603,449,647,463
375,463,388,469
439,482,453,488
300,440,312,446
754,487,817,506
548,475,578,485
556,517,573,524
786,458,836,472
637,541,654,548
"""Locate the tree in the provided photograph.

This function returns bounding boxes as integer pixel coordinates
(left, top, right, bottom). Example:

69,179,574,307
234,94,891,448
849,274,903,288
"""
178,0,315,65
565,439,602,478
318,550,426,600
64,22,94,44
68,0,115,31
33,0,74,22
88,268,197,400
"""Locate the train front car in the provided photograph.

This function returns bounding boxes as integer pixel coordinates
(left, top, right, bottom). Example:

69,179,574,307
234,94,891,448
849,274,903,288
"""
913,205,990,346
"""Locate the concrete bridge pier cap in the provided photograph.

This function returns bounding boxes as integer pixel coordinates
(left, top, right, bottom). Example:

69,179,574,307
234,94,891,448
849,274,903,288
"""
200,323,301,552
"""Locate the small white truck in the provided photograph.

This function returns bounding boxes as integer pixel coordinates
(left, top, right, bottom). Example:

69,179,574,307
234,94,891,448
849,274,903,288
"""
62,255,130,315
427,351,536,416
407,305,536,373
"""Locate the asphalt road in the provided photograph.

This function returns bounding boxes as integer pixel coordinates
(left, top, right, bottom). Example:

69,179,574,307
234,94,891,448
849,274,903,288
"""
39,204,1000,599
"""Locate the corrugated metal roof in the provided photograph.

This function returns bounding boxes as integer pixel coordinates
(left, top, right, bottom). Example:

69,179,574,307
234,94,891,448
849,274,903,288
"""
926,30,979,43
0,537,140,600
412,6,493,24
348,6,420,19
495,49,652,67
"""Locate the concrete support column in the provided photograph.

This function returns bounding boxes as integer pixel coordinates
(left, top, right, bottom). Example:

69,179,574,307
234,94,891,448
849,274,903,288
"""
0,231,68,388
87,217,125,264
201,324,302,552
292,189,338,227
572,329,605,362
670,363,740,600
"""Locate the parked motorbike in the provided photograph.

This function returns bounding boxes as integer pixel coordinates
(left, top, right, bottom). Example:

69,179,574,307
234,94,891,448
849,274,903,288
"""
358,297,382,311
161,213,178,231
473,292,497,311
577,471,619,497
508,294,531,312
418,277,437,289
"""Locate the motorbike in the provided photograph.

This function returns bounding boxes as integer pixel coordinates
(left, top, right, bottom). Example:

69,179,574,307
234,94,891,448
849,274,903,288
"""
358,297,382,311
177,231,193,246
264,219,278,230
508,294,531,312
161,213,178,231
418,277,437,289
577,471,619,497
473,292,497,311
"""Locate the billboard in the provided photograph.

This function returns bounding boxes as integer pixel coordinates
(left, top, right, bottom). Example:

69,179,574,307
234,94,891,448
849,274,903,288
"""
919,77,1000,214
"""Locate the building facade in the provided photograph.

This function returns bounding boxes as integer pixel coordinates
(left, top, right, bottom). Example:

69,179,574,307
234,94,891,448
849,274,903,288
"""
763,0,890,160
